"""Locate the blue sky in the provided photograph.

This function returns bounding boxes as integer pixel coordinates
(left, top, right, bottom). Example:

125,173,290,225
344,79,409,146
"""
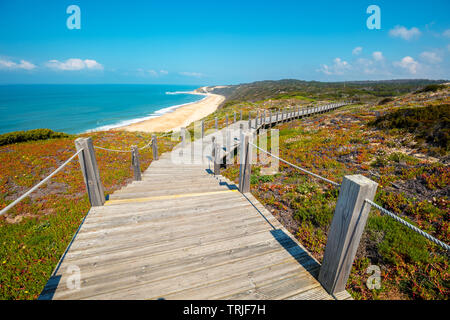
0,0,449,85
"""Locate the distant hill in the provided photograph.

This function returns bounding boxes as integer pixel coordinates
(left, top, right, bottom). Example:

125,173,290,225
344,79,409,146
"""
208,79,448,106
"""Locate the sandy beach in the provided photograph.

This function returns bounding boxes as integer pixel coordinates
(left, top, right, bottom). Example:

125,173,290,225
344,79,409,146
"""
116,87,225,133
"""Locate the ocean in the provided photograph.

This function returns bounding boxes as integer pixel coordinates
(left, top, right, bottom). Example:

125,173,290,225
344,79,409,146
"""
0,84,205,134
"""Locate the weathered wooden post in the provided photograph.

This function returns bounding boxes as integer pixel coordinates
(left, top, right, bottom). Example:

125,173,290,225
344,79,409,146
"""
225,128,232,168
212,137,221,175
238,132,252,193
215,117,218,131
181,127,186,148
201,120,205,138
256,110,259,127
131,145,142,181
152,134,158,160
269,110,273,127
318,175,378,295
248,112,252,130
75,137,105,207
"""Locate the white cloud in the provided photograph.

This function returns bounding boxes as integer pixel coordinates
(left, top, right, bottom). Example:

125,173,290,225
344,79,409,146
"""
372,51,384,61
46,58,103,71
389,25,421,40
352,47,363,55
393,56,420,74
420,51,442,64
0,58,36,70
318,58,351,75
179,71,204,77
137,69,169,77
443,29,450,38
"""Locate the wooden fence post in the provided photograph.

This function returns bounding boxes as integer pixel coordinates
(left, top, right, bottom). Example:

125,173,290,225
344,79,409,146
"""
181,127,186,148
269,110,272,127
152,134,158,160
201,120,205,138
238,132,251,193
318,175,378,295
248,112,252,130
212,137,221,175
131,145,142,181
75,137,105,207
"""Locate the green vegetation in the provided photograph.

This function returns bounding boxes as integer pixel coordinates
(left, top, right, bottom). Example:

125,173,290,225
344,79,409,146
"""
212,79,446,105
0,129,71,146
416,84,446,93
0,130,177,299
370,104,450,155
219,84,449,300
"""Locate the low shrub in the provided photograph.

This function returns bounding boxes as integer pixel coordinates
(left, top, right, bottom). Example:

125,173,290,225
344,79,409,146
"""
0,129,70,146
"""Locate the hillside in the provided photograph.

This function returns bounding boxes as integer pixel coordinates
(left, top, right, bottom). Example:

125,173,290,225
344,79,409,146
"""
217,83,449,300
210,79,447,107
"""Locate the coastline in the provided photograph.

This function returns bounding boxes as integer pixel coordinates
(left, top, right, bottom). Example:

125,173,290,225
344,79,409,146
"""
114,87,225,133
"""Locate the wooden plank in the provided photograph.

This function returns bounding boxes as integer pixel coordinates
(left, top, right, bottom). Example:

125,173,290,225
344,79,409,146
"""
319,175,378,294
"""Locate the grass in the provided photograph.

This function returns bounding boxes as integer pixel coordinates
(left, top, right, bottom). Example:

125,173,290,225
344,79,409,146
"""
219,87,450,300
369,104,450,155
0,130,177,299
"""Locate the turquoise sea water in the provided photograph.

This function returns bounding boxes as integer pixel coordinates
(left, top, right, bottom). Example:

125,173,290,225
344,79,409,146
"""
0,84,205,134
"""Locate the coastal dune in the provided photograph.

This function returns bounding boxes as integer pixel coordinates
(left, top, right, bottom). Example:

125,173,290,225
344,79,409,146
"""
116,87,225,133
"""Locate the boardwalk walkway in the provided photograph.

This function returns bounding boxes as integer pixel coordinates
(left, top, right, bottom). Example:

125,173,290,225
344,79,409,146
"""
40,106,352,300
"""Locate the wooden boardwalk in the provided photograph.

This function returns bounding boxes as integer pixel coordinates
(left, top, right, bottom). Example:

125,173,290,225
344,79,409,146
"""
40,108,352,300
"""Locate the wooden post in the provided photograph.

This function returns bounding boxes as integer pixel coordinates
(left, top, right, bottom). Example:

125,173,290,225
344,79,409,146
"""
318,175,378,295
227,129,233,167
201,120,205,138
75,137,105,207
215,117,218,131
212,137,221,175
248,112,252,130
238,132,251,193
131,145,142,181
151,134,158,160
181,127,186,148
269,110,272,127
240,110,243,121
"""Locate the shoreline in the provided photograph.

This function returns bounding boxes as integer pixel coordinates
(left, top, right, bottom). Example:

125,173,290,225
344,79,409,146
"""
114,87,225,133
